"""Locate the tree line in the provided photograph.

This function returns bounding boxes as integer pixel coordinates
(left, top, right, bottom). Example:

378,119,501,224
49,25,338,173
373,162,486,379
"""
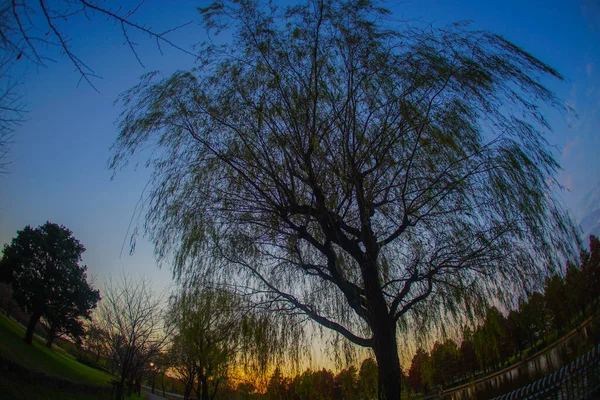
406,235,600,394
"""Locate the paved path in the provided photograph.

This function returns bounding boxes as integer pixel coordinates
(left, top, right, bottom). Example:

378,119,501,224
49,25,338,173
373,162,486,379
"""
141,385,184,400
143,389,167,400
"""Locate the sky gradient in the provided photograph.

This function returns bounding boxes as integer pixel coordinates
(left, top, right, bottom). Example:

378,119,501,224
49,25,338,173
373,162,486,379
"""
0,0,599,338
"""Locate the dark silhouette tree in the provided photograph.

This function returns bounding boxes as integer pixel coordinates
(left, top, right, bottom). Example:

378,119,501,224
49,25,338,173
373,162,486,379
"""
544,274,570,332
0,0,192,90
266,367,292,400
580,235,600,304
96,275,167,400
334,365,359,400
358,357,378,399
459,328,478,378
0,222,99,345
407,348,429,393
84,322,109,363
110,0,577,397
518,293,548,351
430,339,460,387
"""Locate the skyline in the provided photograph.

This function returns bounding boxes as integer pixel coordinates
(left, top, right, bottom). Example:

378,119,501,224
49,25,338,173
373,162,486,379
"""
1,0,599,308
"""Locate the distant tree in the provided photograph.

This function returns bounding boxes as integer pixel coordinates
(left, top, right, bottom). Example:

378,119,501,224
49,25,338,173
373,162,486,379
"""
581,235,600,304
96,275,167,400
518,293,548,351
111,0,577,397
151,352,171,397
506,309,527,358
0,222,99,345
358,357,378,399
459,328,478,378
313,369,336,400
407,348,429,393
544,274,570,332
289,368,335,400
334,365,359,400
472,307,512,370
237,381,257,400
84,322,109,362
430,339,460,386
565,262,587,315
169,332,198,400
266,367,292,400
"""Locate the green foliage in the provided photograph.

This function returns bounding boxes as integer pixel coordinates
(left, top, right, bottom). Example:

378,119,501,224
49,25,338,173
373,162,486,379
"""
111,0,577,397
0,222,100,345
358,357,378,399
168,287,243,400
168,284,300,400
405,236,600,393
335,365,359,400
429,339,460,386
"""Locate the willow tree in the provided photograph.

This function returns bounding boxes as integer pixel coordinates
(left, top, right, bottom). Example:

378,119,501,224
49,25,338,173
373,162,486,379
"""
168,285,290,400
110,0,576,398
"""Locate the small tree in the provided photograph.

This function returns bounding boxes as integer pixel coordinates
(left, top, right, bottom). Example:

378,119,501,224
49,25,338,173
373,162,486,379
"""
266,367,292,400
0,222,99,345
96,275,167,400
334,366,359,400
111,0,577,397
84,322,109,363
168,284,287,400
358,357,378,399
407,349,428,393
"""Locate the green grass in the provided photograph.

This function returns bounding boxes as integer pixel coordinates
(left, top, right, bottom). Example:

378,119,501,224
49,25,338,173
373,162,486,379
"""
0,312,113,386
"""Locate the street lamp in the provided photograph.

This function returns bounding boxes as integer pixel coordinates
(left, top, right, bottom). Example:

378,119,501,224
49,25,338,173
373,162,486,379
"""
149,362,157,393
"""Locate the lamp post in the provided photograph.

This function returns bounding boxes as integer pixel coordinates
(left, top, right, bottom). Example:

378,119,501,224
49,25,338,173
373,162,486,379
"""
150,362,156,394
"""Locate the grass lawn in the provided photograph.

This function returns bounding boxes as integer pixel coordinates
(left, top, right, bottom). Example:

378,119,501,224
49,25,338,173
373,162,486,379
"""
0,312,113,386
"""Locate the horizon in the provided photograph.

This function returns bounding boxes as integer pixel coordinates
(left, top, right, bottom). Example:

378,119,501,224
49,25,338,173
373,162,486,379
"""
1,0,599,376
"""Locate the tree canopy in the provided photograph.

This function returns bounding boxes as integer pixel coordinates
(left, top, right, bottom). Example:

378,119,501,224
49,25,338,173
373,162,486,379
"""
96,275,167,400
0,221,100,346
110,0,577,398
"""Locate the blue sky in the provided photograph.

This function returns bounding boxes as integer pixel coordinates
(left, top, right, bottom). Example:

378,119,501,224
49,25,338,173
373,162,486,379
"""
0,0,599,299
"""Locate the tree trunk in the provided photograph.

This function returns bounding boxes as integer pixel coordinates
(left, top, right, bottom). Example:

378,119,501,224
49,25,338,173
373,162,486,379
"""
211,379,220,400
24,312,41,344
372,319,401,400
201,375,209,400
362,253,401,400
45,326,55,348
45,333,54,348
115,374,126,400
195,374,201,400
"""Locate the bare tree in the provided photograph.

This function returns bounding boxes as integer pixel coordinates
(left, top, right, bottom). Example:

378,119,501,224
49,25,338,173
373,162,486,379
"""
96,275,168,400
0,57,24,174
0,0,192,89
0,0,192,175
110,0,578,398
